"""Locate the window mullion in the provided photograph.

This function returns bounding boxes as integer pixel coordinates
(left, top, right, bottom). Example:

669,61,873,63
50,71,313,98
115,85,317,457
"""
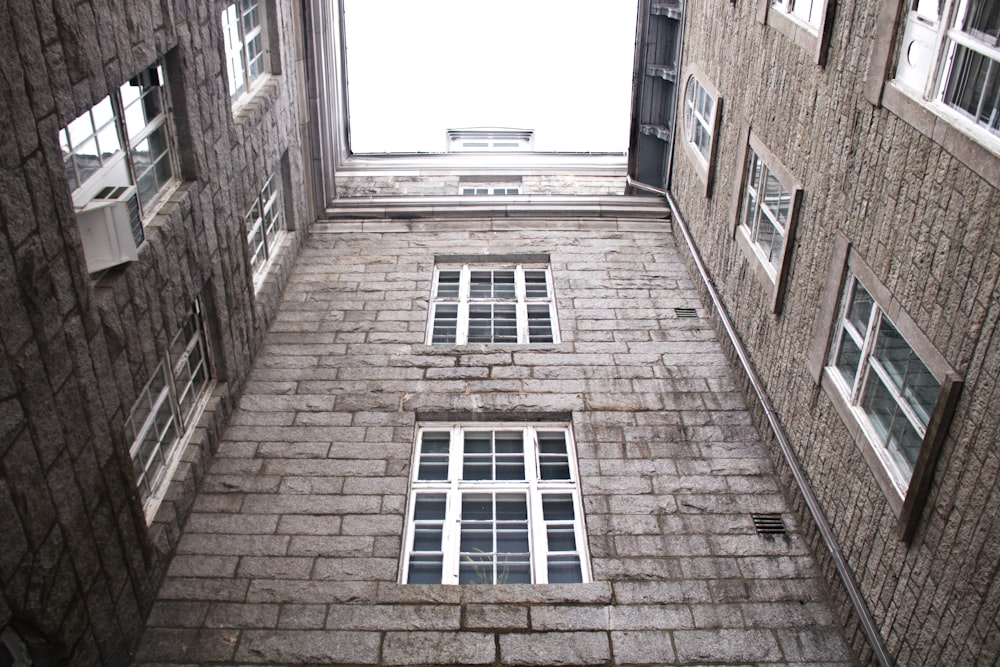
457,267,470,344
525,428,548,584
851,304,882,404
442,426,462,584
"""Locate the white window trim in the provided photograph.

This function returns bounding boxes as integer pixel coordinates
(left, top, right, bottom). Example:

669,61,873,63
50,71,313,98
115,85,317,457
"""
401,423,591,585
680,65,723,195
126,301,214,522
427,264,560,345
730,128,802,314
460,185,521,195
61,63,180,219
809,236,963,539
222,0,270,105
245,171,287,287
757,0,835,64
771,0,824,31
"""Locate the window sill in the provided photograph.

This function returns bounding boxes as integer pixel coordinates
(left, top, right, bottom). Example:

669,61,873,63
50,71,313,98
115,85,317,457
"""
882,82,1000,189
232,74,281,125
820,367,906,517
414,342,572,353
766,9,820,55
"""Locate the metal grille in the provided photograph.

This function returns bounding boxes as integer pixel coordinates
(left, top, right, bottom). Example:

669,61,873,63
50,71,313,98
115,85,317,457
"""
674,307,699,318
752,513,786,535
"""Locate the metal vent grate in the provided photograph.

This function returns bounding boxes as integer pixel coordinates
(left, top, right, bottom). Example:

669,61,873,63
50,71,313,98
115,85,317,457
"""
752,513,786,535
674,307,698,318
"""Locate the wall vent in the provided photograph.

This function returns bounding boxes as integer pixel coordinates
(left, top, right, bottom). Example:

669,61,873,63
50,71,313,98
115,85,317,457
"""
674,307,698,318
752,513,786,535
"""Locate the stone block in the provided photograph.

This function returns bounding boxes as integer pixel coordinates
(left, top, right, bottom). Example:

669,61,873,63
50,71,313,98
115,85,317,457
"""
499,631,611,665
382,630,495,665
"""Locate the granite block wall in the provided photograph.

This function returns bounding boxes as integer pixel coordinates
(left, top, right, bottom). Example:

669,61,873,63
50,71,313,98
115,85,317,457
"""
0,0,309,662
669,0,1000,663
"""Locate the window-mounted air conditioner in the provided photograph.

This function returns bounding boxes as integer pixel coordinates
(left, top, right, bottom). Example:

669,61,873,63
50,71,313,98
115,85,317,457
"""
76,185,144,273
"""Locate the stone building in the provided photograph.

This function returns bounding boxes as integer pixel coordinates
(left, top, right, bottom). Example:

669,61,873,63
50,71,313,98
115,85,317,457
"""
0,1,995,666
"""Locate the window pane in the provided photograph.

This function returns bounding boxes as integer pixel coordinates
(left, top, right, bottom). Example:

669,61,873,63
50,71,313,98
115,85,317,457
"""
835,332,863,387
524,270,548,298
436,271,460,298
527,305,554,343
542,494,575,521
407,555,443,584
469,271,492,298
413,493,447,521
431,304,458,344
761,171,790,228
873,316,940,425
847,281,874,334
547,555,583,584
755,216,784,266
861,374,923,479
418,432,450,480
963,0,1000,40
493,305,517,343
537,431,571,480
943,45,1000,136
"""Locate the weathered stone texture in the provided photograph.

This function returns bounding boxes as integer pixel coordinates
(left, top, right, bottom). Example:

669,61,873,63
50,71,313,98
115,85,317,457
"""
131,223,854,665
0,0,308,663
670,1,1000,665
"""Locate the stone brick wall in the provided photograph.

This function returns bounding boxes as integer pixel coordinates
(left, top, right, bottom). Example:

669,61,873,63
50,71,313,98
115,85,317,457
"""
669,0,1000,663
0,0,309,663
132,219,855,666
334,173,626,197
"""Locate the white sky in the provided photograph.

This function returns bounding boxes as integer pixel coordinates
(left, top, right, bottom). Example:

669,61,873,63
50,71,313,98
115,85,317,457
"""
343,0,638,154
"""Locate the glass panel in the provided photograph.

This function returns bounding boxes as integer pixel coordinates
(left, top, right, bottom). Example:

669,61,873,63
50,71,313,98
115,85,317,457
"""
494,431,525,480
760,171,790,228
835,332,863,387
407,555,443,584
861,374,922,479
463,431,493,480
418,432,451,480
493,271,515,298
542,494,575,522
873,316,940,425
493,305,517,343
436,271,460,298
846,280,874,334
413,493,447,521
461,494,493,521
537,431,571,480
943,45,1000,136
546,526,577,552
431,305,458,344
469,271,492,299
962,0,1000,40
524,271,548,298
547,555,583,584
527,305,554,343
755,217,784,266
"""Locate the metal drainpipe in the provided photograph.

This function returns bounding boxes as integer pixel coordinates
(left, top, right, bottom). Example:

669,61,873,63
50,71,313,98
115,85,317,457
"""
629,176,895,667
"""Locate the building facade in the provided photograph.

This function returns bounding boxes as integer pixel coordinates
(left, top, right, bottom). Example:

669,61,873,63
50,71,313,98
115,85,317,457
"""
664,0,1000,663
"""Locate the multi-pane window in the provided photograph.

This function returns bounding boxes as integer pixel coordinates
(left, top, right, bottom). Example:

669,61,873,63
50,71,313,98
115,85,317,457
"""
771,0,824,29
740,147,793,276
683,76,716,162
829,275,941,488
402,425,590,585
461,186,521,195
245,171,287,282
126,302,211,518
896,0,1000,139
222,0,268,102
60,64,177,215
428,265,558,344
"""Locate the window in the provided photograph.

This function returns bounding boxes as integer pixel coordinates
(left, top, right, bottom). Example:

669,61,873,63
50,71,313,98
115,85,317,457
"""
829,276,940,487
771,0,824,29
809,237,963,538
428,263,559,344
446,128,535,152
60,63,178,216
461,186,520,195
894,0,999,140
126,302,212,519
222,0,268,102
680,67,723,193
245,171,287,283
402,424,590,585
732,131,801,313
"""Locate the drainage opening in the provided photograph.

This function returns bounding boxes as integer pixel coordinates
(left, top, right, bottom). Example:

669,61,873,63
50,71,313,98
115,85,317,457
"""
752,513,786,535
674,307,698,318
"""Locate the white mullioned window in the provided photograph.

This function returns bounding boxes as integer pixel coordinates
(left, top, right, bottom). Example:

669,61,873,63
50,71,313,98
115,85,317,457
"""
222,0,268,102
126,301,212,519
428,264,559,344
402,424,590,585
740,147,793,277
683,76,716,163
460,186,521,195
896,0,1000,140
60,63,178,216
245,171,287,282
828,274,942,491
771,0,824,29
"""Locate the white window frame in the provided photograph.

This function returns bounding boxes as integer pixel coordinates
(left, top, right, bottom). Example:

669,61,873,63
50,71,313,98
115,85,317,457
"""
222,0,269,103
401,424,591,585
680,66,723,194
808,236,963,539
460,185,521,195
893,0,1000,145
125,301,213,521
60,63,179,218
771,0,825,30
245,171,287,285
427,264,560,345
731,129,802,314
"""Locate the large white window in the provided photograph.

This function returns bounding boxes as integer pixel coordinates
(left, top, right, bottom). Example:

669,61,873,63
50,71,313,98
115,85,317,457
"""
245,171,287,283
683,76,716,164
402,425,590,585
428,264,559,344
895,0,1000,140
222,0,268,102
60,63,177,215
771,0,825,29
126,302,211,520
828,275,941,489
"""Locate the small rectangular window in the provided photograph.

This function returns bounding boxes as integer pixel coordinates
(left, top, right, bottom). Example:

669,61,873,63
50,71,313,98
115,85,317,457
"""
245,171,287,284
222,0,269,103
428,264,559,344
402,424,590,585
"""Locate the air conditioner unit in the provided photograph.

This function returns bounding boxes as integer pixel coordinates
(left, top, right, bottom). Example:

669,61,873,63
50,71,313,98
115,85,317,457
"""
76,185,144,273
